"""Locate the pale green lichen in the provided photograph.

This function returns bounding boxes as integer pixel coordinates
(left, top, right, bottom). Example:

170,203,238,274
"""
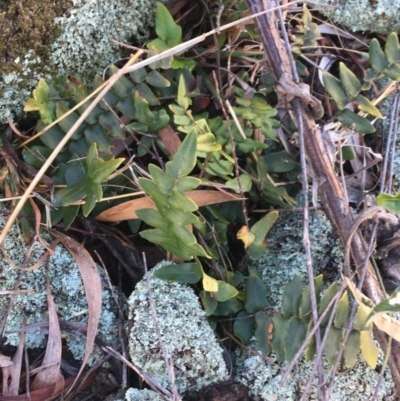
0,213,121,365
124,388,165,401
0,0,162,122
314,0,400,34
235,203,394,400
235,340,394,400
127,260,228,394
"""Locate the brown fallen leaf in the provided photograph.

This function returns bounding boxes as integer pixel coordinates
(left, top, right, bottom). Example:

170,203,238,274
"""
95,190,243,223
158,125,182,156
45,230,102,396
31,261,64,394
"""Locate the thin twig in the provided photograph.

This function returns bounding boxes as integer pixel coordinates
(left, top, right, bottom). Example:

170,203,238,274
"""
143,253,181,401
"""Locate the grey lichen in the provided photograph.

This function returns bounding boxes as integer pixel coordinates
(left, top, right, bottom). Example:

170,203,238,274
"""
124,388,165,401
234,205,394,400
314,0,400,34
0,213,121,365
253,205,343,307
235,340,394,400
1,0,162,122
127,260,228,394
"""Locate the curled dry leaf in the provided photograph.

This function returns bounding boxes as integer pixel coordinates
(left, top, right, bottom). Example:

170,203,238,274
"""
95,190,243,222
45,229,102,394
31,264,63,394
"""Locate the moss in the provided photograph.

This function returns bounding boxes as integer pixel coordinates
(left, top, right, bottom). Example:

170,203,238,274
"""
314,0,400,34
0,0,162,123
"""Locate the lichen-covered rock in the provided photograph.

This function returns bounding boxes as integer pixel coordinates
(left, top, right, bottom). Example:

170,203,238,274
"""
314,0,400,34
0,0,161,122
235,206,394,400
0,213,120,364
124,388,165,401
127,261,228,394
235,341,394,400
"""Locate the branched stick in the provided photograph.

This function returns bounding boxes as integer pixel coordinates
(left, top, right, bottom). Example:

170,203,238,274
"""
245,0,400,393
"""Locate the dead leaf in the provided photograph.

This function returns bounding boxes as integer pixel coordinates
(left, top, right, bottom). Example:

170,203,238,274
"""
95,190,243,222
158,125,182,156
2,326,24,396
45,230,102,395
31,261,63,394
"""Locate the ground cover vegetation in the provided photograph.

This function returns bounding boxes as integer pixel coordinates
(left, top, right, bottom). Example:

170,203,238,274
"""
2,1,400,399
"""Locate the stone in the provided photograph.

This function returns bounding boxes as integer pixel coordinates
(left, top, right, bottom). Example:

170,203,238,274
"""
126,260,229,394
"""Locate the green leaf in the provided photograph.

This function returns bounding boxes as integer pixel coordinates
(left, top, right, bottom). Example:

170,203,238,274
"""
213,297,243,316
146,70,171,88
304,321,316,361
197,133,222,153
271,314,289,361
215,281,239,302
129,67,147,83
98,112,122,139
56,102,82,138
176,176,201,192
339,62,361,98
200,290,218,316
249,211,279,261
153,262,202,283
108,64,134,98
225,174,252,194
166,130,197,178
255,312,272,354
337,109,375,134
24,98,41,112
285,317,309,362
40,125,65,149
136,208,168,229
360,330,379,369
244,268,269,313
299,275,323,320
353,304,371,331
177,74,190,110
334,291,351,329
154,2,182,47
354,94,382,118
344,330,360,368
341,145,356,161
149,164,175,195
370,287,400,315
82,181,102,216
384,64,400,81
324,326,343,365
33,78,50,103
322,71,348,110
262,151,297,173
140,228,209,259
87,157,124,184
84,124,112,153
62,205,80,231
22,146,52,169
55,177,89,205
133,91,155,125
318,282,338,326
282,276,303,317
135,83,160,106
369,38,389,73
385,33,400,63
234,311,256,345
377,191,400,213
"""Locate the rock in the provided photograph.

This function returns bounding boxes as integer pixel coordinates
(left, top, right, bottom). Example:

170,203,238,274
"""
0,213,121,364
314,0,400,34
124,388,165,401
0,0,161,123
126,260,229,394
234,206,394,400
